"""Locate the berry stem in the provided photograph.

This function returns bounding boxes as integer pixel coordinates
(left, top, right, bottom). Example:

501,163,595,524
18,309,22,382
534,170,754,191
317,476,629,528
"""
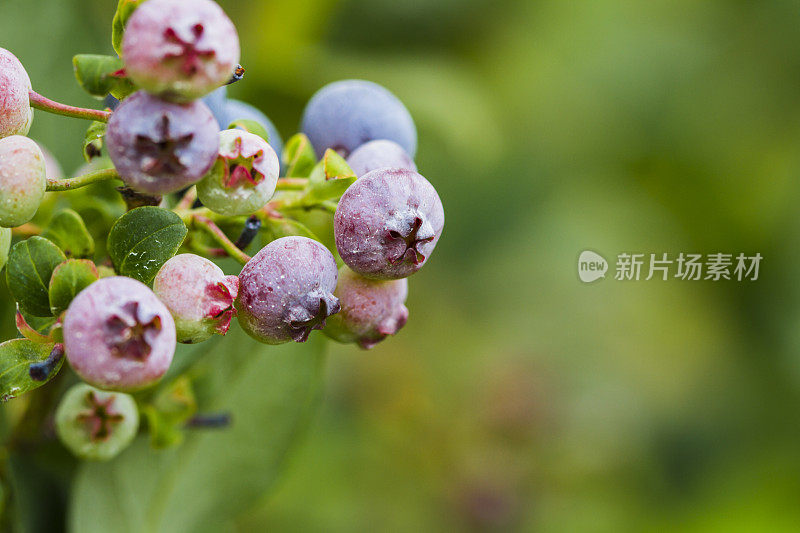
46,168,121,192
193,214,251,265
275,177,308,191
29,90,112,122
176,186,198,210
11,222,41,237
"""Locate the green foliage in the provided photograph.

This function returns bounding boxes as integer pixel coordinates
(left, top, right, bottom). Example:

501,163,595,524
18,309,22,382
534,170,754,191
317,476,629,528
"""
72,54,134,100
83,121,107,161
227,118,270,144
5,237,66,317
108,207,187,285
111,0,148,56
260,215,320,244
141,376,197,449
48,259,99,316
42,209,95,259
0,340,61,401
71,332,326,533
282,134,316,177
0,228,10,272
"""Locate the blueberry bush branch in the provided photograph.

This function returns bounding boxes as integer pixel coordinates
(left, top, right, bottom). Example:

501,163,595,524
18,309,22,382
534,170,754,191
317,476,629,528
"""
0,0,443,514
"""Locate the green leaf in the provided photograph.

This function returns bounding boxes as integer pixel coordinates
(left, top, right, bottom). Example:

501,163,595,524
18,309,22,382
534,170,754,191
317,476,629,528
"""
83,121,107,161
71,331,327,532
5,237,66,317
303,149,356,203
73,54,134,100
227,119,270,144
0,340,61,402
282,134,317,177
302,175,357,204
112,0,148,56
48,260,99,316
0,227,10,271
260,215,320,245
142,376,197,450
15,308,55,344
321,148,356,181
42,209,95,258
108,207,187,285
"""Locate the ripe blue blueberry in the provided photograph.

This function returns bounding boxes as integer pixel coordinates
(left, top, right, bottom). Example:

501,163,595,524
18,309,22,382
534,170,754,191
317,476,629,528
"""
334,168,444,280
300,80,416,158
346,139,417,177
106,91,218,195
236,237,341,344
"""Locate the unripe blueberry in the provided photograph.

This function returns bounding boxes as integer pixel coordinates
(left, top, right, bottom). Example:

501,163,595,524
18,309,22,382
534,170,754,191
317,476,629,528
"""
236,237,341,344
196,129,279,216
63,276,176,391
122,0,240,102
324,266,408,349
334,169,444,280
0,135,46,227
346,139,417,177
153,254,239,344
106,91,218,194
55,383,139,461
211,98,284,158
300,80,416,158
0,48,32,138
0,227,10,270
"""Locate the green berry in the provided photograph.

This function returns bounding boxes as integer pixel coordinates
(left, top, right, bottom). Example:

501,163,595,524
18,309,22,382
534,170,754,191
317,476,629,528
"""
55,384,139,461
0,135,46,227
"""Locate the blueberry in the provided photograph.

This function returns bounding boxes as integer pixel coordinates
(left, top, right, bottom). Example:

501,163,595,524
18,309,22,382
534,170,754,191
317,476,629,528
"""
0,48,32,139
0,135,46,227
345,139,417,177
300,80,416,158
202,85,228,123
122,0,240,102
197,128,280,216
153,253,239,343
323,266,408,349
106,91,218,195
63,276,176,391
334,168,444,280
55,383,139,461
236,236,340,344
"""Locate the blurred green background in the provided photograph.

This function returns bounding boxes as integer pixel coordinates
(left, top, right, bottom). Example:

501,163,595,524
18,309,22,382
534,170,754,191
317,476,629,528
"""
6,0,800,531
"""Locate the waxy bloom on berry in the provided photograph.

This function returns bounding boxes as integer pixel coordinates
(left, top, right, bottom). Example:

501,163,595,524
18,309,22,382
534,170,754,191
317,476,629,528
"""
197,129,279,216
106,91,218,195
63,276,176,391
334,168,444,280
153,254,239,344
324,266,408,349
0,48,32,138
237,237,341,344
346,139,416,177
55,383,139,461
0,135,46,227
122,0,240,102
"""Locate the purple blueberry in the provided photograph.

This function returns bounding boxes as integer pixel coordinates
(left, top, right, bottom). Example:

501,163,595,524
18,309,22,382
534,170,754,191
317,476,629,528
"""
323,266,408,349
0,48,32,138
334,168,444,280
63,276,176,391
345,139,417,177
0,135,46,227
236,236,340,344
196,128,279,216
106,91,218,195
122,0,240,102
300,80,416,158
153,254,239,343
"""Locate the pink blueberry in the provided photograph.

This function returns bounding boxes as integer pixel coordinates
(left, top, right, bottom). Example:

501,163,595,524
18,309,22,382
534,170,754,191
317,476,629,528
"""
122,0,240,102
63,276,176,391
0,48,32,138
153,254,239,344
323,266,408,349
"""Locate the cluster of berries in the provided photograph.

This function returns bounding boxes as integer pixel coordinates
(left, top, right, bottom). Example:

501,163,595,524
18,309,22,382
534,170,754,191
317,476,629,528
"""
0,0,443,460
